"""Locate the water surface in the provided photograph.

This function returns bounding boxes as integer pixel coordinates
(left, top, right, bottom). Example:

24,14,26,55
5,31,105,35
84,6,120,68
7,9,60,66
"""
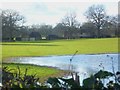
10,53,119,85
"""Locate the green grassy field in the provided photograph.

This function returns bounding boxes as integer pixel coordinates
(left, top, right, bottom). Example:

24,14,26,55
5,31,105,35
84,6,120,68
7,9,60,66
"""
2,38,118,59
2,63,68,83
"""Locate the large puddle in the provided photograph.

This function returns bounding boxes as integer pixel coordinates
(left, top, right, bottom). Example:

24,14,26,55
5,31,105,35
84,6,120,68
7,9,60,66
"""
9,53,119,85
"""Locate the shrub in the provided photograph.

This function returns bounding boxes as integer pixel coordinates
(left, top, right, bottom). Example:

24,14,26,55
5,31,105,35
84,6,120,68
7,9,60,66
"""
2,66,41,89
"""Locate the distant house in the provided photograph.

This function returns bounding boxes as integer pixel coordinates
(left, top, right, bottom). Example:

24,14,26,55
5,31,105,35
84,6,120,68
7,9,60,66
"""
21,32,30,41
79,33,93,38
46,34,59,40
29,32,41,41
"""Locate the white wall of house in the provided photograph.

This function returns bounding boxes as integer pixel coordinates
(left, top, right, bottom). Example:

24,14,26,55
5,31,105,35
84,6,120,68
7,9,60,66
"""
21,38,29,41
29,38,35,41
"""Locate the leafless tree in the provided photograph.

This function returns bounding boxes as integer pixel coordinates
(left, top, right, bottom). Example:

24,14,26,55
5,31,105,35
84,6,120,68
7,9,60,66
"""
102,16,118,37
62,12,80,39
2,9,25,41
85,5,106,38
62,12,79,27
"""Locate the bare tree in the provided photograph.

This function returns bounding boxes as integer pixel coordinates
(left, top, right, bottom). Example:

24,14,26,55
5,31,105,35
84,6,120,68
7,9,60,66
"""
62,12,79,27
62,12,80,39
2,9,25,41
85,5,106,38
108,16,118,37
102,16,118,37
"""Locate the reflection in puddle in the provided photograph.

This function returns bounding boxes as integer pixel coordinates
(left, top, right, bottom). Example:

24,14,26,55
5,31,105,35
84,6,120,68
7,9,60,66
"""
9,53,119,85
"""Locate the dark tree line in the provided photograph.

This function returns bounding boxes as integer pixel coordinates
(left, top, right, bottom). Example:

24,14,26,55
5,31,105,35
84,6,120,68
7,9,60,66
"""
1,4,119,41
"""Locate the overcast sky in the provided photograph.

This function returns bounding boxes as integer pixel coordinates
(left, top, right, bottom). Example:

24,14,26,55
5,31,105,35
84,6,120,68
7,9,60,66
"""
0,0,118,26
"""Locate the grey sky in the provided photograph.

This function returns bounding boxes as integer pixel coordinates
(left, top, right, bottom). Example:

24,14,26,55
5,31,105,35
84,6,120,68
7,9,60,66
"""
0,1,118,26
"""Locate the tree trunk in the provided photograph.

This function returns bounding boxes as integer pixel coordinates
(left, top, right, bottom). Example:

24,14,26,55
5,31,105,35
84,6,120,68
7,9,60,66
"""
97,26,101,38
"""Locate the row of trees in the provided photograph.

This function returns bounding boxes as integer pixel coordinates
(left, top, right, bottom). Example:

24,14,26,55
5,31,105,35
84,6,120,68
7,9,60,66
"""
2,4,119,41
